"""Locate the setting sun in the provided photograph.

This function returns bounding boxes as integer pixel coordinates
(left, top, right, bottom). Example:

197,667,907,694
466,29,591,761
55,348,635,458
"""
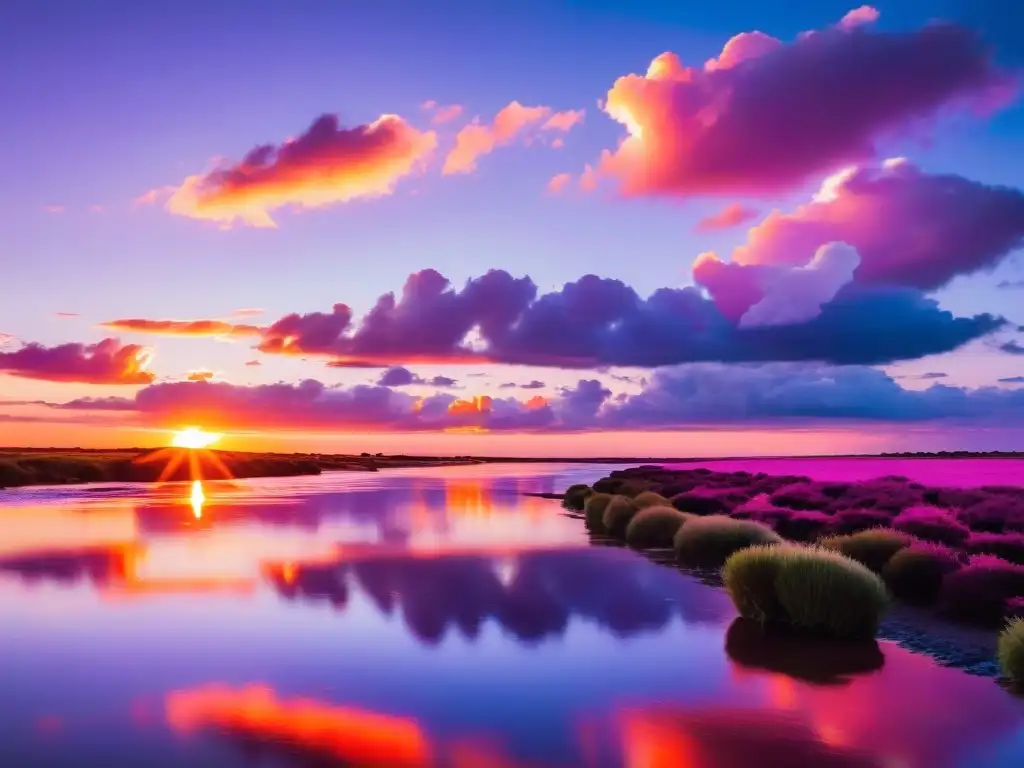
171,427,223,450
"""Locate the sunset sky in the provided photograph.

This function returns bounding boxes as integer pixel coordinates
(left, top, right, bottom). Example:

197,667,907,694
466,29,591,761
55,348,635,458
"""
1,0,1023,456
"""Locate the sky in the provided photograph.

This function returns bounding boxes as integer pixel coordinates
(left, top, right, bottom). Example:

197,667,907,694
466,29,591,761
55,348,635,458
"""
1,0,1023,457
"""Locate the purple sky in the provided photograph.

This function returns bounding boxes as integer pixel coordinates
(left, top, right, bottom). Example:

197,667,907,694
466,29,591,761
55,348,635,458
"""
1,0,1023,456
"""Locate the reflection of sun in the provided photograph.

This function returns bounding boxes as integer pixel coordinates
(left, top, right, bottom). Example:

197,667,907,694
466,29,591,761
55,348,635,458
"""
172,427,223,449
190,480,206,519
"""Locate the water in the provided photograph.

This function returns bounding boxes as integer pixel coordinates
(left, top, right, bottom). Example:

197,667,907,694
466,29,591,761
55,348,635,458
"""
1,461,1023,767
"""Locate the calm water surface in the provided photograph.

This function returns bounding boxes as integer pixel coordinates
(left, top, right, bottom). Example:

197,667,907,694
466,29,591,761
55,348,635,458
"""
2,461,1023,767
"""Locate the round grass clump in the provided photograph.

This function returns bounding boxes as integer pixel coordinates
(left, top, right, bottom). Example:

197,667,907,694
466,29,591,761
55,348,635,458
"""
891,506,970,547
998,618,1024,689
632,490,672,510
674,515,782,567
965,532,1024,565
724,545,889,640
583,492,614,532
881,542,962,604
819,528,913,573
625,506,694,549
772,546,890,640
602,495,639,539
722,544,787,624
561,484,593,511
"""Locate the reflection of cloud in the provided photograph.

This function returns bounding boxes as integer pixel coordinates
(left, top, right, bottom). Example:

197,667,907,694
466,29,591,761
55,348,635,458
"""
264,547,733,646
614,706,881,767
167,684,432,767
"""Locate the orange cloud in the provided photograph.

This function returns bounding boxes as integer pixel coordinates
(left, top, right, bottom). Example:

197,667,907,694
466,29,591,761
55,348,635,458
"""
232,307,264,317
186,370,214,382
443,102,584,175
0,338,154,385
695,202,760,232
99,318,263,339
159,113,437,228
547,173,572,194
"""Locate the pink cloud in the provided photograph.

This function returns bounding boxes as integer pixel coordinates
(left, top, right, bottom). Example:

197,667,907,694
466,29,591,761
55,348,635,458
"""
542,109,585,132
838,5,881,30
547,173,572,194
159,113,437,228
422,99,464,124
443,102,584,175
52,363,1024,433
55,312,79,318
42,205,65,214
0,338,155,385
245,360,262,367
232,308,265,318
694,159,1024,321
695,203,760,232
99,318,264,339
595,8,1011,198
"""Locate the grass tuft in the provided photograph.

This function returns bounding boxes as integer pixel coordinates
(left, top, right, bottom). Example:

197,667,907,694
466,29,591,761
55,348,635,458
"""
583,492,614,532
997,618,1024,689
625,506,694,549
602,496,639,538
819,528,914,573
880,542,962,604
561,484,593,511
724,545,889,640
674,516,782,567
632,490,672,510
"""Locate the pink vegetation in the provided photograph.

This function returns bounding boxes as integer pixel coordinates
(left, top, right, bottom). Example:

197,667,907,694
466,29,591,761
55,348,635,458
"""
597,7,1010,198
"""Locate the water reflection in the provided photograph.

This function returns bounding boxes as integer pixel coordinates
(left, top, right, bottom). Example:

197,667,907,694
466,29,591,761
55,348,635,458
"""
264,547,729,645
1,464,1023,767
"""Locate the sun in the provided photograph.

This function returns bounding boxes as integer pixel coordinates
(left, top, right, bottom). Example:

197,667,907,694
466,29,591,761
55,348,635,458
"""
171,426,223,450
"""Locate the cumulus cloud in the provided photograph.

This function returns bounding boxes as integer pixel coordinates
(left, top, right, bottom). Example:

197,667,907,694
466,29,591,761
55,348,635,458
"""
254,268,1002,368
736,242,860,328
54,363,1024,432
595,8,1010,197
695,203,760,232
0,338,155,385
99,318,263,339
694,160,1024,320
376,366,458,388
443,102,584,175
152,113,437,228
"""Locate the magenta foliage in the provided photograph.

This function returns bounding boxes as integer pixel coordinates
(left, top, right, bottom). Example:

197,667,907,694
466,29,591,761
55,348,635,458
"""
830,507,894,534
770,482,833,512
940,556,1024,625
964,532,1024,565
892,506,971,546
882,541,964,604
956,497,1024,533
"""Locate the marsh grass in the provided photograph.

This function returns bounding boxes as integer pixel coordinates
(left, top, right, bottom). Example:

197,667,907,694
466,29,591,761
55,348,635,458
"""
998,618,1024,689
674,516,782,567
602,496,639,538
940,557,1024,625
880,542,963,604
819,528,914,573
724,545,889,640
632,490,672,510
583,492,614,532
625,506,694,549
561,484,593,511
